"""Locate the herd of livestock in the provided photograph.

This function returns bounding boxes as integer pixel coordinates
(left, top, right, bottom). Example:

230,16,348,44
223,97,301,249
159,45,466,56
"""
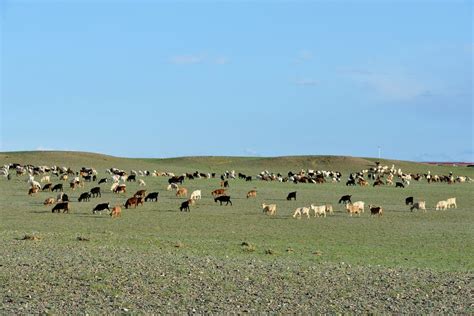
0,161,471,219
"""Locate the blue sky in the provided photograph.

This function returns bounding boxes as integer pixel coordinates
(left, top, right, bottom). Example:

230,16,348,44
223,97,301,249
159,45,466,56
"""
1,0,472,161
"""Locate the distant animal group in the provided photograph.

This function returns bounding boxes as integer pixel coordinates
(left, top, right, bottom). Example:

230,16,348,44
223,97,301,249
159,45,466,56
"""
2,161,466,219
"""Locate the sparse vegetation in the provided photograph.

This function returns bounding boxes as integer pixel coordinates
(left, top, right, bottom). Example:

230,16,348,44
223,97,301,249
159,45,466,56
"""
0,151,473,313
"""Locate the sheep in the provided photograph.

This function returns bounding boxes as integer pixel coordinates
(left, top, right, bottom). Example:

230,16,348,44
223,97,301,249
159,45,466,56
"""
369,205,383,216
310,204,326,217
262,203,277,215
325,204,334,215
40,175,50,183
110,205,122,218
43,197,56,206
293,207,311,219
190,190,202,200
410,201,426,212
435,200,448,210
167,183,179,191
138,179,146,186
246,190,257,199
346,204,361,216
446,197,457,209
352,201,365,213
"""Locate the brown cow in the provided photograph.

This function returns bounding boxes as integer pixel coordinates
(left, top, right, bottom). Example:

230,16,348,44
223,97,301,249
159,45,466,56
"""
114,184,127,194
176,188,188,198
211,189,226,197
246,190,257,199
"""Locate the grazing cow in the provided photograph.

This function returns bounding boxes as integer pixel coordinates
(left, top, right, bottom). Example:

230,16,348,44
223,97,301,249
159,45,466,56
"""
338,195,352,204
127,175,136,182
262,203,277,215
168,175,184,185
310,204,326,217
28,187,39,195
138,179,146,186
124,197,138,209
346,204,361,216
190,190,202,200
42,183,53,191
293,207,311,219
410,201,426,212
405,196,414,206
78,192,91,202
395,182,405,188
214,195,232,206
110,205,121,218
145,192,159,202
93,203,110,214
176,188,188,198
98,178,108,185
180,200,190,212
51,184,63,192
369,205,383,216
43,197,55,206
90,187,101,198
52,202,69,213
446,197,457,209
211,189,226,197
435,200,448,210
245,176,252,181
134,190,147,199
286,191,297,201
246,190,257,199
220,180,229,188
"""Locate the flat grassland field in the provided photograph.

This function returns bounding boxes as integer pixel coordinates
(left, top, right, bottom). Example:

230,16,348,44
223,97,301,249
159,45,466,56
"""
1,152,473,313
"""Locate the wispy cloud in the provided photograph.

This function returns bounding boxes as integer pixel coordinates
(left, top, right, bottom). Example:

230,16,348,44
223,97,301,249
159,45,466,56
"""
169,54,230,65
169,55,204,65
214,56,230,65
294,50,313,63
294,78,320,86
342,69,429,101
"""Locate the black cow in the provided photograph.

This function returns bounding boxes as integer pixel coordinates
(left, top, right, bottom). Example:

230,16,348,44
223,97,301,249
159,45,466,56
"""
90,187,101,198
51,184,63,192
395,182,405,188
405,196,414,206
98,178,108,185
127,175,136,182
245,176,252,181
83,175,93,182
168,175,184,185
42,183,53,191
180,200,190,212
52,202,69,213
286,191,297,201
338,195,352,204
223,180,229,188
61,194,69,202
214,195,232,206
93,203,110,214
145,192,159,202
78,192,91,202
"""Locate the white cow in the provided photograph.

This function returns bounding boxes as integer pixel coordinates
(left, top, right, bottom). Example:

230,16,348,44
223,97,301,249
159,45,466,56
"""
190,190,202,200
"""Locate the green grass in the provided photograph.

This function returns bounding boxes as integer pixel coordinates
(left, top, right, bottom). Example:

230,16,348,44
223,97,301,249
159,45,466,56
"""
0,151,473,313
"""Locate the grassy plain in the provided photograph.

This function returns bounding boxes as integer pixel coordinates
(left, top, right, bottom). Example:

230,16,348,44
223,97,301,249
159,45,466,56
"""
0,151,473,313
